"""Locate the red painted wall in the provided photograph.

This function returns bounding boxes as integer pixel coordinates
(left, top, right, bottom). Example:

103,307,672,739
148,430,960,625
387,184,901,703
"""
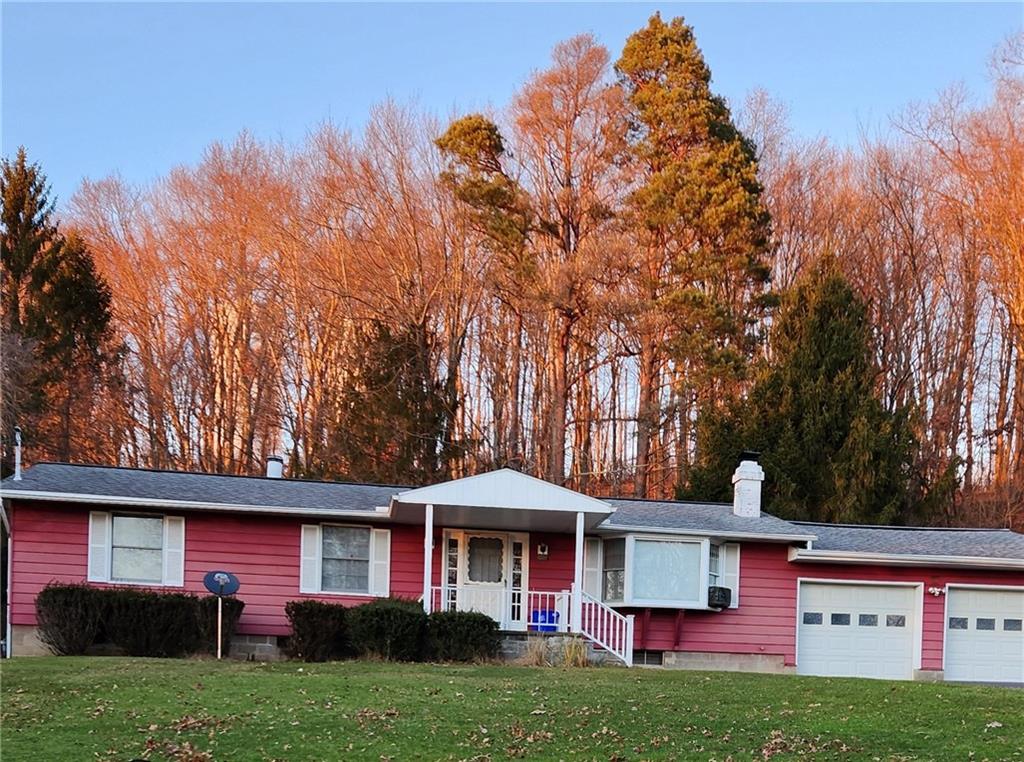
10,501,1024,670
627,543,1024,670
9,501,424,637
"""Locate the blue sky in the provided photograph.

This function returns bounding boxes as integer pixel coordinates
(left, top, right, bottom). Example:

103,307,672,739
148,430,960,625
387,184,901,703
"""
3,2,1020,206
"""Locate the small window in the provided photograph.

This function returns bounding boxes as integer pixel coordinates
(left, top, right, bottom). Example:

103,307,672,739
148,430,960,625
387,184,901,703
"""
709,544,721,586
858,614,878,627
802,612,823,625
948,617,968,630
831,613,851,626
886,615,906,628
321,526,371,593
1004,619,1023,632
976,618,996,631
111,515,164,583
602,538,626,601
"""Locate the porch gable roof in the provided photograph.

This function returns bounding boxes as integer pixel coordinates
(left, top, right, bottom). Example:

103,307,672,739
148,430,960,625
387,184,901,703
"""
393,468,614,515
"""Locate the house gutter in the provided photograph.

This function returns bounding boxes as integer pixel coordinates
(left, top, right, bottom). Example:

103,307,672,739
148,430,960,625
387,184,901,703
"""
596,523,816,544
789,546,1024,571
0,490,392,520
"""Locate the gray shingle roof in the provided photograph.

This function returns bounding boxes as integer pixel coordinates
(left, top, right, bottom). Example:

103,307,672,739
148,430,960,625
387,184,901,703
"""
602,498,815,539
794,522,1024,560
0,462,399,514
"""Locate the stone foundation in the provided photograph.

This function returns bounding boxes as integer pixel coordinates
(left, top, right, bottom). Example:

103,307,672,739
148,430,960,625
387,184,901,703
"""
9,625,49,656
229,634,285,661
913,669,944,682
499,632,619,666
662,650,795,674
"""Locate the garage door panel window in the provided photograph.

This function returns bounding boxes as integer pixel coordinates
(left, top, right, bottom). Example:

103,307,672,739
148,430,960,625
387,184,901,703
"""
858,614,878,627
886,615,906,628
976,618,996,631
1004,619,1022,632
831,613,851,625
949,617,968,630
803,612,823,625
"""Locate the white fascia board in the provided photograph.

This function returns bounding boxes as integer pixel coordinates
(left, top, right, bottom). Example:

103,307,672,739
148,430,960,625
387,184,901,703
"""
595,523,816,544
789,546,1024,571
0,489,392,520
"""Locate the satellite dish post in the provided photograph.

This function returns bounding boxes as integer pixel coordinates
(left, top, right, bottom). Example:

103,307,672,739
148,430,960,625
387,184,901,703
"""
203,570,240,660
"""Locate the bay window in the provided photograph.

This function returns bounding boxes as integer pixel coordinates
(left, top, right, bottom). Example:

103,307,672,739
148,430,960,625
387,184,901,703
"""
591,535,740,609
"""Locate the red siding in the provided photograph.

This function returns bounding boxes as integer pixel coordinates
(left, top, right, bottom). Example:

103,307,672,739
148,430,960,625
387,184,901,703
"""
10,501,424,637
627,543,1024,669
9,501,1024,669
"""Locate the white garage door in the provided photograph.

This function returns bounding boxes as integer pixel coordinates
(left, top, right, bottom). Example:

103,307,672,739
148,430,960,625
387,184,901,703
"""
945,587,1024,683
798,582,917,680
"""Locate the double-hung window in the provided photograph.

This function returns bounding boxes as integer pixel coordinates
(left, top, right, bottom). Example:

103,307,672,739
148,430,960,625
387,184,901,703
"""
87,511,185,586
300,524,391,596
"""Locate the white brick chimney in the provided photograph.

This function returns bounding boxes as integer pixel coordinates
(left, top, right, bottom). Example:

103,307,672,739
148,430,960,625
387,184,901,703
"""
265,455,284,479
732,451,764,518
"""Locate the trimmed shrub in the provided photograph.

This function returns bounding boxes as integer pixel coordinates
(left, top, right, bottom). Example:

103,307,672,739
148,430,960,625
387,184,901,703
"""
106,588,200,657
196,596,245,656
284,600,348,662
347,598,426,661
35,583,105,655
427,610,499,662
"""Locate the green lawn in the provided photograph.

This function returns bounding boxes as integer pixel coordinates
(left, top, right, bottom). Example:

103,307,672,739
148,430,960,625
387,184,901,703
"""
1,658,1022,761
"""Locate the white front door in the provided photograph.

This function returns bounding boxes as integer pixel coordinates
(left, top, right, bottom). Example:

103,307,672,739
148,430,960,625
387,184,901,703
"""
443,530,528,630
797,582,918,680
945,587,1024,683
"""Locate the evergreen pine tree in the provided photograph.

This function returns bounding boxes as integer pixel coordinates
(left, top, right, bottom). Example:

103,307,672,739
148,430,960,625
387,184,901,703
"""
1,148,119,467
682,263,953,524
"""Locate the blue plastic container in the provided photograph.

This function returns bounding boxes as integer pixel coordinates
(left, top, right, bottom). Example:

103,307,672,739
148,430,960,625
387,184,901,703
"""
528,609,560,632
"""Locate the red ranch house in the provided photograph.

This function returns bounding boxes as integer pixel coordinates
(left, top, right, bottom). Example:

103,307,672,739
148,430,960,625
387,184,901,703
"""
2,457,1023,682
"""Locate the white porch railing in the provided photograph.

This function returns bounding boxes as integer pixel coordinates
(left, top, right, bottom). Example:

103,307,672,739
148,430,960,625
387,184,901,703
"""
429,586,571,633
577,587,635,667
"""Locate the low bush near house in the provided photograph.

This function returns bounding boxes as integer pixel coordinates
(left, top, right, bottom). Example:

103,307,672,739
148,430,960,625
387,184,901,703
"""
426,610,499,662
35,583,105,655
347,598,426,661
106,589,200,657
284,600,348,661
196,595,245,656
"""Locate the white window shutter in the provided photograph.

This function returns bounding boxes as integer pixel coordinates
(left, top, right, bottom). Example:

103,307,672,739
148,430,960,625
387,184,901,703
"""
300,524,321,594
583,537,602,598
723,543,741,608
87,511,111,582
370,528,391,597
162,516,186,586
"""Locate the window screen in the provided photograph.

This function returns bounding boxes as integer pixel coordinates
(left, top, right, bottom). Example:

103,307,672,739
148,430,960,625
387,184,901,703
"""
632,540,701,602
111,515,163,583
467,536,504,583
321,526,371,593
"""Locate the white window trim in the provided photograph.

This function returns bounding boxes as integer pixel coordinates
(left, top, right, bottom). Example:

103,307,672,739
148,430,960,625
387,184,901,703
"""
602,534,710,609
301,523,390,598
87,510,185,588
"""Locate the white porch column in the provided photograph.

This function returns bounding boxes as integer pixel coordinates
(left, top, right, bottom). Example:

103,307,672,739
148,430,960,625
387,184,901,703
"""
571,511,584,633
423,503,434,613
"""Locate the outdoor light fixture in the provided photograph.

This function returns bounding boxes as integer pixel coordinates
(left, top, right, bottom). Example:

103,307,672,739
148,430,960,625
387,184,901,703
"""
927,586,945,596
536,543,549,560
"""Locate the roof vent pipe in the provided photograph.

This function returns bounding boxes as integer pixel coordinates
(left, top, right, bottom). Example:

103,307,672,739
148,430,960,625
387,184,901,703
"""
13,426,22,481
732,450,763,518
266,455,284,479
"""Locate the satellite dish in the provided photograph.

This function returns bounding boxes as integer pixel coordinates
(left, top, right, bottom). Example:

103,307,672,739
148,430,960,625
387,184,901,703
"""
203,570,240,596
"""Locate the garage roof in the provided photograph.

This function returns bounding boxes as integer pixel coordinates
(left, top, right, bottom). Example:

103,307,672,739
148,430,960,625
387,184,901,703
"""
794,522,1024,560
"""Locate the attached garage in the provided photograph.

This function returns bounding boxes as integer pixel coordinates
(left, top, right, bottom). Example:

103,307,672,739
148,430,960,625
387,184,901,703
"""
797,581,919,680
944,586,1024,683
